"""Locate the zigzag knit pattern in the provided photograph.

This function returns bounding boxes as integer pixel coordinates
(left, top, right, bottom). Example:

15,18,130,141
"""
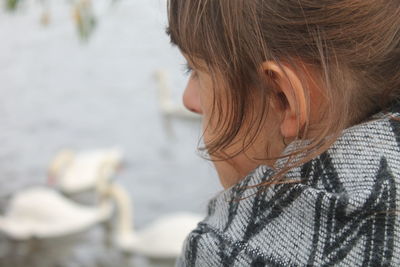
176,104,400,267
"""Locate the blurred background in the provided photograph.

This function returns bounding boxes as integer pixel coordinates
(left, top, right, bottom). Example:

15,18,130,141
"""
0,0,220,266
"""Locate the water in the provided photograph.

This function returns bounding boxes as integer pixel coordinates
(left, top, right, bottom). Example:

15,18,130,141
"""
0,0,220,266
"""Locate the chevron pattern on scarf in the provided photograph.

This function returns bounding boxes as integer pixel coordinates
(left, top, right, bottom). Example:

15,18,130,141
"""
177,103,400,267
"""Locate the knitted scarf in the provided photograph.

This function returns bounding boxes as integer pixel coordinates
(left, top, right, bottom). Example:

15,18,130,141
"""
177,103,400,267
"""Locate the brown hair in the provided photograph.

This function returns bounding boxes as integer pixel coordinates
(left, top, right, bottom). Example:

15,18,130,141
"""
167,0,400,185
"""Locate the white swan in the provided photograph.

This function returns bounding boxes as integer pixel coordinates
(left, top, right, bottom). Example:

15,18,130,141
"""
0,163,116,266
48,147,123,194
107,182,203,259
155,70,201,120
0,186,112,240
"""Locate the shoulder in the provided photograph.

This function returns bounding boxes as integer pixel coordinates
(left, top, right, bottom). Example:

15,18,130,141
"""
178,111,400,266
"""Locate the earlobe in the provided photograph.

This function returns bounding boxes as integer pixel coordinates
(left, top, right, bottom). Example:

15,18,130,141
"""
262,61,308,139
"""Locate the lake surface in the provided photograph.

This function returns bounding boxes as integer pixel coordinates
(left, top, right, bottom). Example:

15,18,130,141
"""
0,0,220,266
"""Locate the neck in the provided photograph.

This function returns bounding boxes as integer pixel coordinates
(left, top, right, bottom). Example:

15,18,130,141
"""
107,183,135,235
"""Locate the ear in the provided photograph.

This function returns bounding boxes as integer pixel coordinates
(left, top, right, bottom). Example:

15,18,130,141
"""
262,61,307,138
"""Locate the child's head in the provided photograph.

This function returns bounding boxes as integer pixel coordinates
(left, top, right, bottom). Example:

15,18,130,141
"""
167,0,400,187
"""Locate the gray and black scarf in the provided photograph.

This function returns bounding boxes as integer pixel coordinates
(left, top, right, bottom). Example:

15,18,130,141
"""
177,102,400,267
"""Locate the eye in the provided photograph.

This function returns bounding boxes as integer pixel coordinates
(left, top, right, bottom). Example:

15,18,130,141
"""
182,63,198,79
183,63,193,76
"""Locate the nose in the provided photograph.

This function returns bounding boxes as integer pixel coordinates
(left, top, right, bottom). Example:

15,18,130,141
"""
182,78,203,114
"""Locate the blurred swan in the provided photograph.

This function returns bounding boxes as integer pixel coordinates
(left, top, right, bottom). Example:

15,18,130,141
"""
107,182,203,259
155,70,201,120
0,163,115,266
0,186,112,240
47,148,123,194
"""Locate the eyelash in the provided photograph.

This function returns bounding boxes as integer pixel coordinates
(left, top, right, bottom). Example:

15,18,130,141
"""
182,63,197,78
184,63,193,76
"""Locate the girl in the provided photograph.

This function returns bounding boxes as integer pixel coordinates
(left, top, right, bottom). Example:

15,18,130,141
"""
167,0,400,266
